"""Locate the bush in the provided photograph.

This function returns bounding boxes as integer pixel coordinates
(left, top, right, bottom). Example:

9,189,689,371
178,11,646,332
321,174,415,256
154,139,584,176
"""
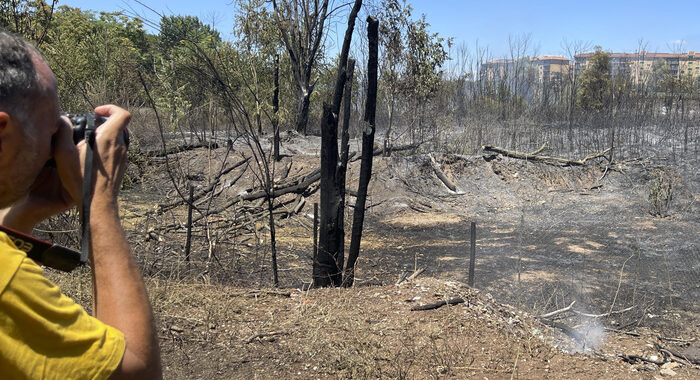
648,169,674,217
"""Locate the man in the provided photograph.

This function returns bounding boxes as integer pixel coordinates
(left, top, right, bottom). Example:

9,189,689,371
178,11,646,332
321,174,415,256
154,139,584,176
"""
0,30,161,379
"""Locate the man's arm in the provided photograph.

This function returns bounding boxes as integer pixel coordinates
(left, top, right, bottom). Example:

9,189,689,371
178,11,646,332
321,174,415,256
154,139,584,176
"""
87,105,161,380
0,104,161,378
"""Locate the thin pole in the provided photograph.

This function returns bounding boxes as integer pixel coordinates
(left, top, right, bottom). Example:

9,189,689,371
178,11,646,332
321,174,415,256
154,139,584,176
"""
468,221,476,287
313,202,319,267
185,185,194,262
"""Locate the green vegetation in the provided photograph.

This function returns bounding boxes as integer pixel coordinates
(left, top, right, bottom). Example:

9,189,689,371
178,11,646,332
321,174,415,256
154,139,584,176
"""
577,47,611,113
2,0,697,163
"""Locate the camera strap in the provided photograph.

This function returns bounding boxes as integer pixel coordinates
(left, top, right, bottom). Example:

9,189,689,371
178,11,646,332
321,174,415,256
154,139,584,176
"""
79,115,96,264
0,224,82,272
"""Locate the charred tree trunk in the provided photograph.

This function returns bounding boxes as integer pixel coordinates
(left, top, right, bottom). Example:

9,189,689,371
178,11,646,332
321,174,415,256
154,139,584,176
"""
343,16,378,287
314,104,342,287
336,58,355,281
312,0,362,287
296,87,311,134
273,54,281,161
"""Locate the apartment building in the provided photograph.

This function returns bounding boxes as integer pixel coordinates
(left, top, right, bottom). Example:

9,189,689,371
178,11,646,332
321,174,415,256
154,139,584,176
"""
482,55,571,84
533,55,571,83
574,51,700,84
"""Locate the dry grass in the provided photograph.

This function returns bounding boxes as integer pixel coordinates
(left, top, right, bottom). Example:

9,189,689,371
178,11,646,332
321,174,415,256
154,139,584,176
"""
48,270,676,379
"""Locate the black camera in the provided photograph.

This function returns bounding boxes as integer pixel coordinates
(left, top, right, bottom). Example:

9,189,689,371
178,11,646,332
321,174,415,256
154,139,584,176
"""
63,112,106,143
62,112,129,146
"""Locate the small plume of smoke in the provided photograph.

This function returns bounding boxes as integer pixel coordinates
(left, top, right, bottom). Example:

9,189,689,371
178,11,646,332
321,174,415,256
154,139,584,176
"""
571,319,605,354
549,299,607,354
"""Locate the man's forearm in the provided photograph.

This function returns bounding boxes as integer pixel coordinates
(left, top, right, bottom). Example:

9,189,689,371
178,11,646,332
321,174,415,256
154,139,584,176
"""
0,206,41,234
89,198,161,378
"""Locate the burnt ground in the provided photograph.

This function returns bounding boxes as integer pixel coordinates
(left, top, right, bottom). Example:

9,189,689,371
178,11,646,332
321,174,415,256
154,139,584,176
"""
43,134,699,378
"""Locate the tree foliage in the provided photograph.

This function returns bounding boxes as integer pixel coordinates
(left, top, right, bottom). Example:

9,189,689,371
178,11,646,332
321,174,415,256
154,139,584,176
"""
576,47,611,112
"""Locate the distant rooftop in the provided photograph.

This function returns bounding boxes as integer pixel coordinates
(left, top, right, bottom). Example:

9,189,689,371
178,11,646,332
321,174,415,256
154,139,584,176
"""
484,56,570,65
535,55,569,61
575,51,700,59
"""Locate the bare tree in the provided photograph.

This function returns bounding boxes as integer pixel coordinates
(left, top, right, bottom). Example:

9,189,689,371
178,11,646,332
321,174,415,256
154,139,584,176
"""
272,0,330,134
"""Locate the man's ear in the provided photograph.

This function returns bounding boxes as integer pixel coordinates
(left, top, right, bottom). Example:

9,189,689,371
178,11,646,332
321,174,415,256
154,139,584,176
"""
0,112,9,152
0,112,9,133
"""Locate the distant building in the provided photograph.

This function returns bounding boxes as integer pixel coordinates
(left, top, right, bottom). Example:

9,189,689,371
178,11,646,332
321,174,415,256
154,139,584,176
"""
482,55,571,84
533,55,570,83
574,51,700,84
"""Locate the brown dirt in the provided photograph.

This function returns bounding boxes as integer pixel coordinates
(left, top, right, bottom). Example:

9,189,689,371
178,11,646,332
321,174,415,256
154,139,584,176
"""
40,139,700,378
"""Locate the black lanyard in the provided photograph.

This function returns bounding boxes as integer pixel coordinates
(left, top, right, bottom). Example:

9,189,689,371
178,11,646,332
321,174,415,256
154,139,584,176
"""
0,224,82,271
79,114,96,266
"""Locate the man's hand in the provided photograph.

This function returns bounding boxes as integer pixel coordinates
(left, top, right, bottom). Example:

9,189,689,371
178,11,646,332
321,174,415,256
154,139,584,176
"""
0,116,81,233
89,105,130,206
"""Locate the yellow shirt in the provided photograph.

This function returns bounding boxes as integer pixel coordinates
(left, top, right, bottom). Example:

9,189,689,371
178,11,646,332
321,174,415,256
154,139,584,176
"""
0,232,125,379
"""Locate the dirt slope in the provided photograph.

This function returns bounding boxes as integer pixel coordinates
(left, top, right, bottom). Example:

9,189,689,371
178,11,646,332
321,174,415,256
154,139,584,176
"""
145,277,695,379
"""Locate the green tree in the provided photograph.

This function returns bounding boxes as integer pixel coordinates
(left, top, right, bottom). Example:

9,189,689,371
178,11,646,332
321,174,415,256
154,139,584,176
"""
158,15,220,57
404,14,449,142
44,6,148,111
234,0,283,135
650,59,678,113
155,15,223,139
0,0,56,45
377,0,410,148
576,47,611,113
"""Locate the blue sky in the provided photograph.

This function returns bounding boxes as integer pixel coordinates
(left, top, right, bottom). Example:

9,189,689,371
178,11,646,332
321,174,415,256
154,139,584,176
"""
60,0,700,58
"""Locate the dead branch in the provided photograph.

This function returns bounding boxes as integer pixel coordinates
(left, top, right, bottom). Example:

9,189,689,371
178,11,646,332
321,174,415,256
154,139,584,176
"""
482,145,613,166
158,156,251,212
539,300,576,318
293,195,306,214
618,354,666,366
234,289,292,298
192,168,322,223
395,271,409,286
529,142,548,155
572,305,635,318
603,327,640,337
148,142,219,158
655,343,700,365
406,267,425,282
410,297,465,311
276,159,292,182
245,331,287,344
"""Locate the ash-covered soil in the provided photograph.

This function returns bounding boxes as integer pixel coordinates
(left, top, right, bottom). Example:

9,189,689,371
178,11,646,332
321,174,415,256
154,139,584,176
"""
47,134,699,378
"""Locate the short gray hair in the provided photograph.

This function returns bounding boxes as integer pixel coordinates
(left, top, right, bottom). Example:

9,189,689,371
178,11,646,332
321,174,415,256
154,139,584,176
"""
0,28,40,125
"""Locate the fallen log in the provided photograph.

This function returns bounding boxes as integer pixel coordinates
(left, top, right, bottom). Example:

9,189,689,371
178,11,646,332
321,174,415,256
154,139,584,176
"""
411,297,465,311
429,154,458,192
482,144,613,166
373,142,420,157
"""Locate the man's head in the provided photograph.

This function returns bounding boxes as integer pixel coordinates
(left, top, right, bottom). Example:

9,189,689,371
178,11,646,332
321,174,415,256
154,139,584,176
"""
0,29,60,208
